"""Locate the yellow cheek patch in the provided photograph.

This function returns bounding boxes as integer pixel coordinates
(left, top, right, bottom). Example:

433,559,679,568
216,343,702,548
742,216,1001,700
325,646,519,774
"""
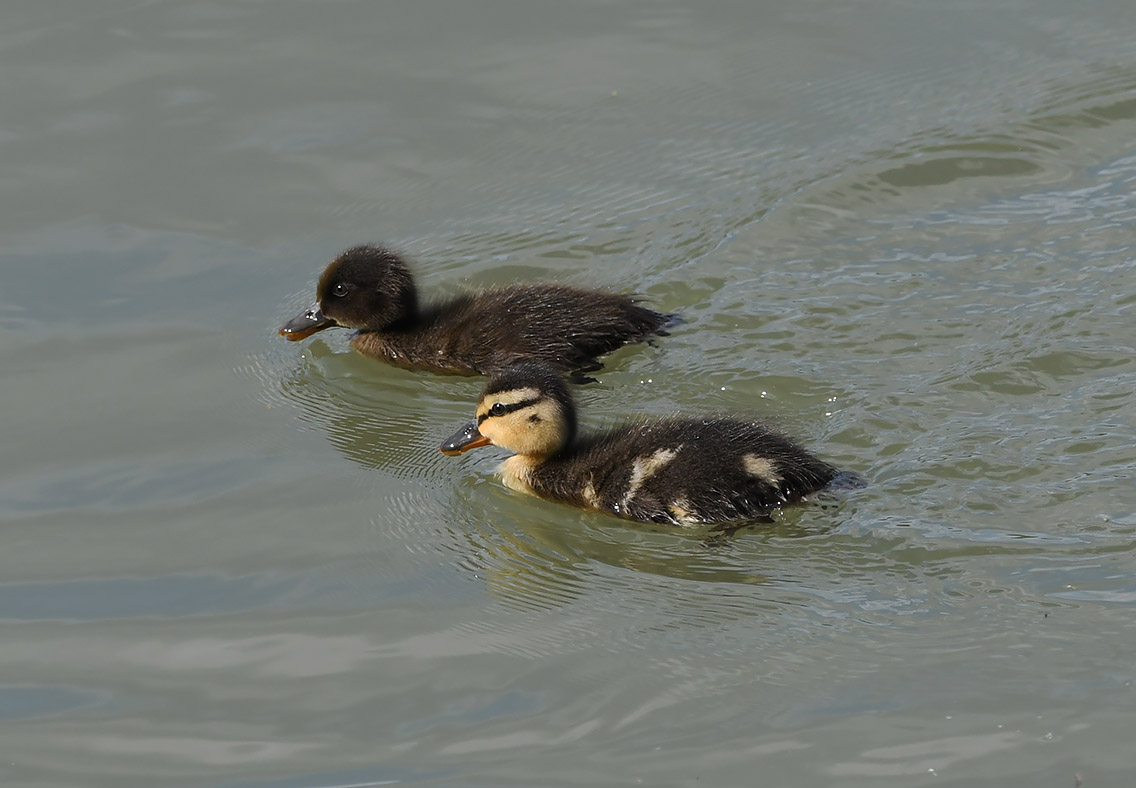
477,396,566,457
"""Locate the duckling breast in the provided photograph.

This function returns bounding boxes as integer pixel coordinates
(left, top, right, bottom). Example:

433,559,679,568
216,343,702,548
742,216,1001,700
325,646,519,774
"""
499,454,540,494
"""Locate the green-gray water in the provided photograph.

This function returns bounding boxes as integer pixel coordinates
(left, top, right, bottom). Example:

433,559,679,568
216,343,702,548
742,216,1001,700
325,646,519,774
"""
2,1,1135,786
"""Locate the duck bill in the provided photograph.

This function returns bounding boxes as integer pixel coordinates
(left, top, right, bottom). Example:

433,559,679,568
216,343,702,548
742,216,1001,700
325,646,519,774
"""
440,421,492,455
279,303,337,340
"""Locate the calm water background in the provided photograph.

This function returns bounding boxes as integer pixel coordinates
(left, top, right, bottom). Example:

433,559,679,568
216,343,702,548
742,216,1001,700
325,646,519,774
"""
2,1,1135,786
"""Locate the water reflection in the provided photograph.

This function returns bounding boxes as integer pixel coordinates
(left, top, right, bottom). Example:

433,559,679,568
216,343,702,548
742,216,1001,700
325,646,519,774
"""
10,0,1136,783
434,471,869,617
267,337,476,480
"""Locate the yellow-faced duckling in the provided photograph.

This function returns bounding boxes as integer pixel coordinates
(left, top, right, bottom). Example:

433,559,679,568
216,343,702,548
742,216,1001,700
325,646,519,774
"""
441,361,850,526
280,245,677,376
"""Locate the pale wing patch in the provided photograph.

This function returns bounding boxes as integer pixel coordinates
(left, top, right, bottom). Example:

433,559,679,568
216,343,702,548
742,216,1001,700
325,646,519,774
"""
475,386,541,419
620,446,680,510
668,498,702,526
581,478,600,508
743,454,782,484
480,395,564,456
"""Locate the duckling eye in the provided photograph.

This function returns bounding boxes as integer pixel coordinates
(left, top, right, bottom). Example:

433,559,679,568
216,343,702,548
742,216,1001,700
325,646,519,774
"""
331,282,349,297
489,402,506,417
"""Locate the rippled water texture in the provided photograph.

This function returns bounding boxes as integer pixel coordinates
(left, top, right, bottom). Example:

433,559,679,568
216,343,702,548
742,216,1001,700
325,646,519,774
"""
2,0,1135,786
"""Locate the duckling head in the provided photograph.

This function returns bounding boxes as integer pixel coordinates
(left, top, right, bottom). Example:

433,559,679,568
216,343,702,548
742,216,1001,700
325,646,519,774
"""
279,245,418,340
441,361,577,458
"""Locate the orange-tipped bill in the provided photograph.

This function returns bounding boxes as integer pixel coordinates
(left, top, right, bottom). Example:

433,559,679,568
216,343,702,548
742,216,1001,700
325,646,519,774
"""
440,421,492,455
279,304,337,341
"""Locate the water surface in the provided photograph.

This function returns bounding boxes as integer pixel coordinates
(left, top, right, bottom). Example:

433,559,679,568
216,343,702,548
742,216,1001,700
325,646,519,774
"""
2,1,1135,786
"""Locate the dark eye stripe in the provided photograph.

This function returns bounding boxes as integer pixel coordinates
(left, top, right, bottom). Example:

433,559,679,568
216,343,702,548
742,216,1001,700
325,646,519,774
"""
478,397,541,424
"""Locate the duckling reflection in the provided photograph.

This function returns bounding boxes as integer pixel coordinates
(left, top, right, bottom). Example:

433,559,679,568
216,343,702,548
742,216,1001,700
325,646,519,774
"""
452,481,842,609
442,361,859,527
275,339,444,475
280,245,678,376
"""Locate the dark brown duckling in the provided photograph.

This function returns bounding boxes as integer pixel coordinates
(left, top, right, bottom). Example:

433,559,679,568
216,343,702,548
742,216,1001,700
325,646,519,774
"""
280,245,678,376
441,361,852,526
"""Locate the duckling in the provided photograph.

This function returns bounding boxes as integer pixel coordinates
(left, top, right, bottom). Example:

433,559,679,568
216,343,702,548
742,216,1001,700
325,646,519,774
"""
440,361,848,526
280,245,677,376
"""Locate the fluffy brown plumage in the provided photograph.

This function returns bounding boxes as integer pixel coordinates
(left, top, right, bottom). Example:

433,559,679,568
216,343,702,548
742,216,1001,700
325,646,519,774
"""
280,245,677,375
441,361,852,526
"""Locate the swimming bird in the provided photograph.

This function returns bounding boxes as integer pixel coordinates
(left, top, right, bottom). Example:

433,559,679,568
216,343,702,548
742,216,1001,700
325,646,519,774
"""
440,361,849,526
280,245,677,376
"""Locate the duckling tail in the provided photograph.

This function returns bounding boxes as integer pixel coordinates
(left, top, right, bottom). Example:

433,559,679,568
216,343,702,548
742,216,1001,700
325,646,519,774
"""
825,469,868,491
660,311,685,332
